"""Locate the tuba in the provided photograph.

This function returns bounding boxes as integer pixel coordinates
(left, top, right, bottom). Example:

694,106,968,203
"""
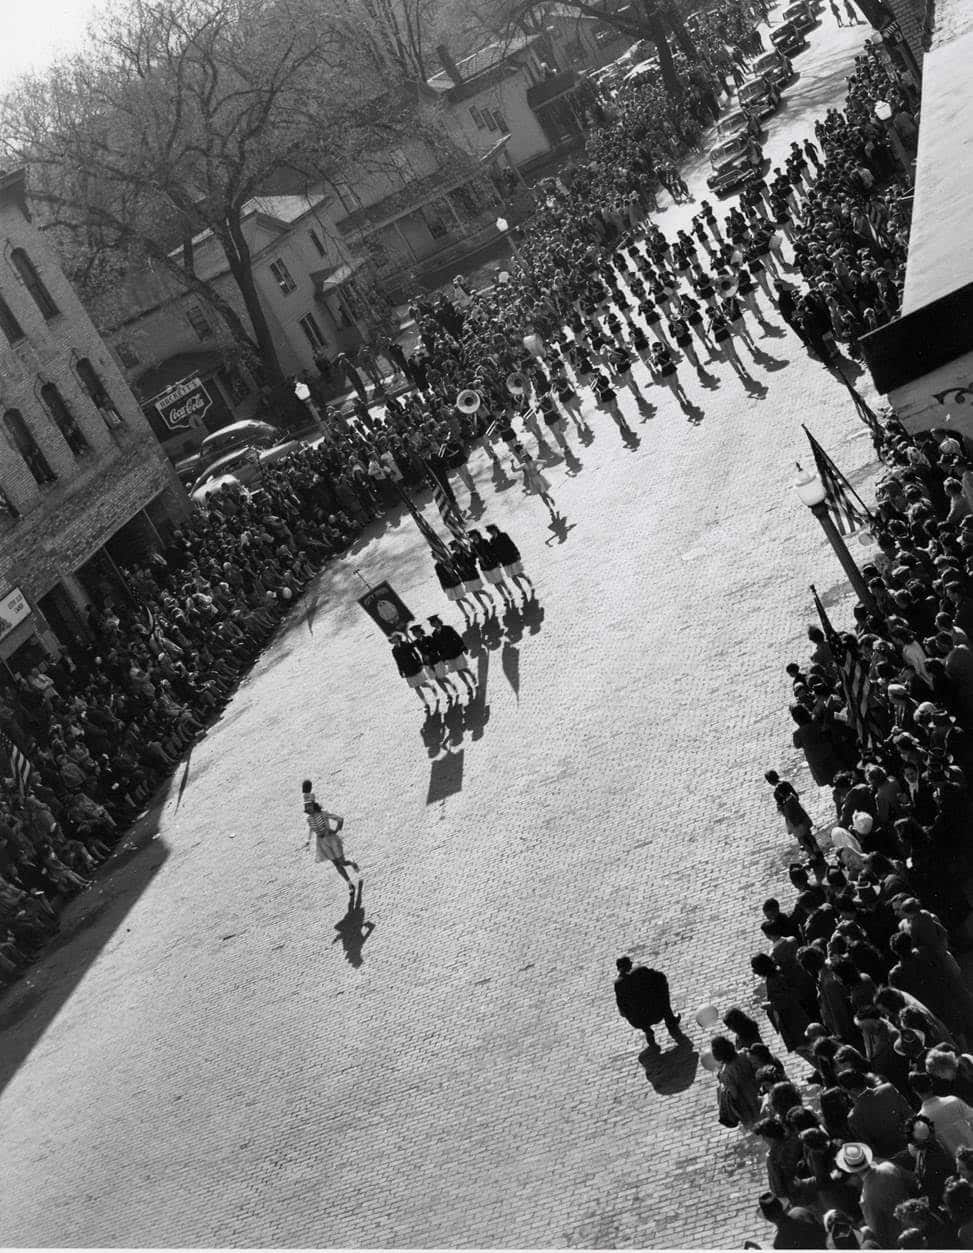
506,371,527,396
456,388,481,414
716,272,739,299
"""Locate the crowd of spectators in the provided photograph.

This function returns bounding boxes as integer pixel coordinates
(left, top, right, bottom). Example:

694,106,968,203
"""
719,411,973,1249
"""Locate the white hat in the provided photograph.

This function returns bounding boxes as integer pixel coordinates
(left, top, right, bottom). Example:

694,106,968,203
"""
835,1142,873,1174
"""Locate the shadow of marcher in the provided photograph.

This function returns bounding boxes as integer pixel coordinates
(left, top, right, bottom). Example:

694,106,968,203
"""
577,423,596,447
420,709,448,758
521,596,545,635
638,1036,700,1095
502,603,525,643
501,640,520,701
562,447,583,476
332,881,375,968
545,517,577,545
695,365,722,390
466,492,487,521
491,460,516,492
749,346,790,372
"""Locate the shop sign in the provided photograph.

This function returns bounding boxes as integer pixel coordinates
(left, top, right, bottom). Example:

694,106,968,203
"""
154,376,214,431
0,586,31,642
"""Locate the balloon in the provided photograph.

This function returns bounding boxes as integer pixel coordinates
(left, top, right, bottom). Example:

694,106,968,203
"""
695,1003,720,1030
700,1048,720,1074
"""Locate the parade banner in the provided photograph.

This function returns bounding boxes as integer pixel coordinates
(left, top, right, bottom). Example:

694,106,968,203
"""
0,586,31,643
154,375,214,431
356,581,414,636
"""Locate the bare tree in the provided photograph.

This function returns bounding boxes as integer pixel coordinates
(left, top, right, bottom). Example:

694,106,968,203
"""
0,0,430,387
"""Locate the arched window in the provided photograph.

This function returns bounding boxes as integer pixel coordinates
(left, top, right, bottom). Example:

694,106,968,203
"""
41,383,89,456
75,358,123,428
3,409,56,485
0,292,24,344
10,249,59,320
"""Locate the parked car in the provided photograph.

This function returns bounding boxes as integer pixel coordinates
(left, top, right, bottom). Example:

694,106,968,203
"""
175,451,203,487
189,438,304,496
190,473,251,507
770,20,808,53
716,107,763,141
199,419,280,464
781,0,816,31
706,134,763,195
770,20,808,55
623,57,659,84
751,49,795,86
738,75,780,119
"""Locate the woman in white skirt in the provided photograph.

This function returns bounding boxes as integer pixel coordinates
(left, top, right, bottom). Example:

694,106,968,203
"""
433,553,475,624
305,802,360,885
467,527,514,607
511,441,559,522
449,539,494,614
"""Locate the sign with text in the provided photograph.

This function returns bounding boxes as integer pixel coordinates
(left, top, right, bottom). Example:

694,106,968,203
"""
154,375,214,431
0,586,32,642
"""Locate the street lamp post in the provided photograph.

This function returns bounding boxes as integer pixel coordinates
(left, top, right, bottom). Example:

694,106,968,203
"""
496,216,523,263
794,463,876,612
294,379,324,431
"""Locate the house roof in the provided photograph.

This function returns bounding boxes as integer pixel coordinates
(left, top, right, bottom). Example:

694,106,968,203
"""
426,33,542,92
335,156,478,235
174,191,328,257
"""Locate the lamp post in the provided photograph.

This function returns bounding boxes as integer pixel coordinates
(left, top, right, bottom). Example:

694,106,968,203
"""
294,378,323,430
873,99,911,178
794,463,876,612
496,215,523,262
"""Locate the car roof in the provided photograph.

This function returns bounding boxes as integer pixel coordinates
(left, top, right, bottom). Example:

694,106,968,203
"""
200,420,276,448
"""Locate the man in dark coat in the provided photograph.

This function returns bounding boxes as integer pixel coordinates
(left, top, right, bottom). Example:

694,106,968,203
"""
614,955,683,1048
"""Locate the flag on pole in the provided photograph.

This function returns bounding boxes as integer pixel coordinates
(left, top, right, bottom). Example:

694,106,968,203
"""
425,462,468,542
0,729,32,797
803,426,874,537
390,480,453,564
836,369,885,442
810,584,880,751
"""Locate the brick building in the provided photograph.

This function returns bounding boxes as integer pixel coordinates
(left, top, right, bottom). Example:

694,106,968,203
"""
0,169,187,671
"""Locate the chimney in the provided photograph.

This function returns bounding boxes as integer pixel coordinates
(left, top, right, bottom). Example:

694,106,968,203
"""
436,42,464,85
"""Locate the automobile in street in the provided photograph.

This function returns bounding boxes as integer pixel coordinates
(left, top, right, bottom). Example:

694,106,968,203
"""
188,438,304,498
781,0,817,31
706,133,763,195
770,20,808,55
752,49,795,86
737,75,781,119
622,57,660,84
716,107,763,141
199,419,280,463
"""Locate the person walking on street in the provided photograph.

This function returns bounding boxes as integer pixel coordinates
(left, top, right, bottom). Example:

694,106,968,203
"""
428,615,477,701
512,443,559,522
305,802,360,886
614,955,684,1049
390,630,438,713
410,623,458,703
486,524,534,599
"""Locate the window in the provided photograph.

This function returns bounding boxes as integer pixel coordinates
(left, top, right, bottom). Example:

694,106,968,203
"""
309,229,327,258
115,341,139,368
4,409,56,484
10,248,59,320
269,258,297,294
483,109,498,132
470,106,486,129
75,358,124,429
186,304,213,341
0,292,24,344
0,483,18,521
492,110,508,132
41,383,89,456
298,312,326,351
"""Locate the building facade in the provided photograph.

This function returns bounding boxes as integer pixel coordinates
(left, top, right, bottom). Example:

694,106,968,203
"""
0,169,187,670
95,193,380,459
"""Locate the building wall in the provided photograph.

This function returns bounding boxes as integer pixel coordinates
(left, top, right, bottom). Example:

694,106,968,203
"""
443,66,555,168
0,181,187,657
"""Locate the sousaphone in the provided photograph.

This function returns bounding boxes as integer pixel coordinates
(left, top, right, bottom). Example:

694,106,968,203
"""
456,388,481,414
506,371,527,396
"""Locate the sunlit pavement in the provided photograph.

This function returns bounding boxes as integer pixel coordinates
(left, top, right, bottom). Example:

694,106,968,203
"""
0,13,879,1248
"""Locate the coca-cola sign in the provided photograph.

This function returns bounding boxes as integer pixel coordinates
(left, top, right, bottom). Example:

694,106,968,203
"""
155,376,214,430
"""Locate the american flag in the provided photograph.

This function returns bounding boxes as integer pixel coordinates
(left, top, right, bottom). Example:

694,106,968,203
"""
389,480,453,564
811,584,881,751
0,729,32,797
425,463,468,542
803,426,874,537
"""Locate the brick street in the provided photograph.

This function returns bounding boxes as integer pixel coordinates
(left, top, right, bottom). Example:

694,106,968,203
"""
0,16,880,1248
